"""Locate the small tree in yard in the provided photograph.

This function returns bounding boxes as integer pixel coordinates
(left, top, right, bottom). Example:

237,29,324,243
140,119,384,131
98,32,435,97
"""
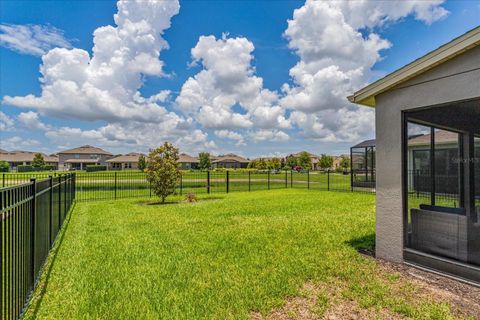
297,152,311,170
285,155,297,169
340,156,350,170
146,142,181,203
319,154,334,170
0,160,9,172
32,153,45,167
267,158,281,171
138,154,146,171
198,152,211,170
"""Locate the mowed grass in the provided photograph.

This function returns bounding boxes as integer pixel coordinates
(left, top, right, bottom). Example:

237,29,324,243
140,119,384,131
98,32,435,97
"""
24,189,459,319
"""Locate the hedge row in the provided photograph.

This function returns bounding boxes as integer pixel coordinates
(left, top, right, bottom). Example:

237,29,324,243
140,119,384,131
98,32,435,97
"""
85,165,107,172
17,165,56,172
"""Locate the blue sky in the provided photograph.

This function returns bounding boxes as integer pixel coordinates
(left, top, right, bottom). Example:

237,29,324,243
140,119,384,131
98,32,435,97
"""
0,0,479,157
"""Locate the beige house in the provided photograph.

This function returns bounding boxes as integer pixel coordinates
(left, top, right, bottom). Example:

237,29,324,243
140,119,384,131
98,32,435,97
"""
332,155,349,170
292,151,320,170
212,154,249,169
107,153,144,170
58,145,113,171
0,150,58,171
179,153,199,170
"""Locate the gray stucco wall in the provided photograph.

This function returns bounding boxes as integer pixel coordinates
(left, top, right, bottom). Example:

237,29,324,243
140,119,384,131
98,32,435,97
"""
374,46,480,263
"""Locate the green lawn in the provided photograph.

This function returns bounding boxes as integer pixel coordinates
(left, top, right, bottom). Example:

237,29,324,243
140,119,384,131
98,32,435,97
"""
23,189,463,319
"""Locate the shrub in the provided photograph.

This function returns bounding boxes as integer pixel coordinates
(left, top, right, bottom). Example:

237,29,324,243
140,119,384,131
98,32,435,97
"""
198,152,211,170
138,154,146,172
17,165,55,172
0,160,10,172
86,165,107,172
145,142,181,203
17,165,34,172
32,153,45,167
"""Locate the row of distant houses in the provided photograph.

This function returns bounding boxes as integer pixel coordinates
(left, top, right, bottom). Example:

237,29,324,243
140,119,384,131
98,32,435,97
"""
0,145,349,171
0,145,252,171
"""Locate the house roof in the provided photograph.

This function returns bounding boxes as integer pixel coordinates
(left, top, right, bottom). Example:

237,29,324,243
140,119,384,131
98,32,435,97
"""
106,153,144,163
0,148,7,153
212,154,249,163
348,26,480,107
352,139,376,148
58,145,113,155
179,153,199,163
408,130,459,147
0,151,58,163
292,151,319,158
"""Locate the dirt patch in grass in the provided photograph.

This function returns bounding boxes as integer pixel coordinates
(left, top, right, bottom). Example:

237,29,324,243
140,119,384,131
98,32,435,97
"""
379,260,480,319
251,281,402,320
252,259,480,320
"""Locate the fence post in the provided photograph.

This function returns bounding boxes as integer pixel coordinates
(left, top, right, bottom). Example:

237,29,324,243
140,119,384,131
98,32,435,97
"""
248,171,251,192
268,170,270,190
350,169,354,192
58,174,62,227
207,171,210,194
226,171,229,193
73,172,76,201
290,170,293,188
285,170,287,188
307,170,310,189
2,172,4,187
49,175,53,245
64,175,67,216
30,178,37,281
180,174,183,195
327,169,330,191
114,171,117,200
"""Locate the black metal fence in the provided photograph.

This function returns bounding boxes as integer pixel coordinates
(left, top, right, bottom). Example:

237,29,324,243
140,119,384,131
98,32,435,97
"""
1,173,75,320
70,169,375,202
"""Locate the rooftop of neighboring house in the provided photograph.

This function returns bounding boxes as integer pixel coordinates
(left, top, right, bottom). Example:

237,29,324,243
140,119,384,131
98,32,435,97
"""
58,145,113,155
0,150,58,163
106,152,145,163
292,151,319,158
408,130,459,147
179,153,199,163
212,153,249,163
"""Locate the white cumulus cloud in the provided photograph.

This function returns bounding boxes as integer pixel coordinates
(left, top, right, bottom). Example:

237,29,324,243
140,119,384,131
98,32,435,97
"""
176,34,290,136
280,0,448,142
0,23,72,56
3,0,180,123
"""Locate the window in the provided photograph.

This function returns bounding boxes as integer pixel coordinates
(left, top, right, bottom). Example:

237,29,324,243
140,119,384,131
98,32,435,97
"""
74,154,80,159
90,154,97,159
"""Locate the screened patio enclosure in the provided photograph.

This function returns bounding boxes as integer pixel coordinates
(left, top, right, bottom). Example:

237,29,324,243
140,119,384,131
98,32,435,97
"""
350,139,376,190
404,99,480,282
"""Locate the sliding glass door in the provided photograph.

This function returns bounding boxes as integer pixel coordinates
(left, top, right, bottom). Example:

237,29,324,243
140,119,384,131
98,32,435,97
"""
405,120,466,262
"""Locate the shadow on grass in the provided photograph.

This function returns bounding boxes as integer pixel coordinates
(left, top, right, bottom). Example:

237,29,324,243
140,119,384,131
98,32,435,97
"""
346,233,376,257
23,202,77,320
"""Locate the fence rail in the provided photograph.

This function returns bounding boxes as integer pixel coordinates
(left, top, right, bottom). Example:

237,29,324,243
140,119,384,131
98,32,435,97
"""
70,170,375,201
2,170,376,203
1,173,75,320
